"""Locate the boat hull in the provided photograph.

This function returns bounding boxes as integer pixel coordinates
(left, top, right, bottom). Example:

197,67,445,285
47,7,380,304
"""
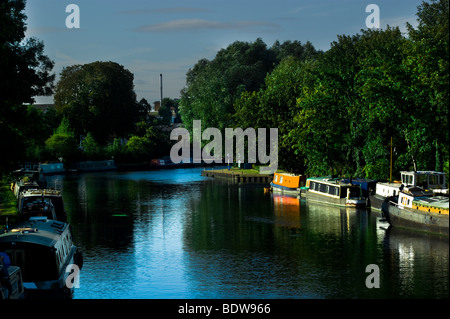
306,191,366,207
383,201,449,236
369,193,386,211
271,184,300,196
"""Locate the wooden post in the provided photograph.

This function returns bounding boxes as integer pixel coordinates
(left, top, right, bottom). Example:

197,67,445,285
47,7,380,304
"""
390,136,393,183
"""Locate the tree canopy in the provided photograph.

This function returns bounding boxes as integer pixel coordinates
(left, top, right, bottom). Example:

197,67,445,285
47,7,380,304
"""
179,38,321,134
0,0,55,172
54,61,140,144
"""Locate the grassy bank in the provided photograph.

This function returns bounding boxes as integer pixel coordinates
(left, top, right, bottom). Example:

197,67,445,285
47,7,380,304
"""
0,182,17,218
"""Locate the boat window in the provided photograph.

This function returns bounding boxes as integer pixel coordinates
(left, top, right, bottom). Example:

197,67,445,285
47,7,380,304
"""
429,174,438,185
328,185,338,196
279,176,283,183
417,174,428,188
404,174,413,185
274,175,278,182
7,246,59,282
62,238,67,256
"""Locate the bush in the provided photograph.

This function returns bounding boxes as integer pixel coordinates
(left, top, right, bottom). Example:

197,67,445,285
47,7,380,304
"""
81,133,103,160
127,136,154,161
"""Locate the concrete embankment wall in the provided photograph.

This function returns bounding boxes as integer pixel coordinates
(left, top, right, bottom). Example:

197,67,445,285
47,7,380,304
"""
201,169,272,184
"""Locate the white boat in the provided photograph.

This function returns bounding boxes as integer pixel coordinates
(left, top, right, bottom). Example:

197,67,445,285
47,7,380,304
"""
370,171,448,211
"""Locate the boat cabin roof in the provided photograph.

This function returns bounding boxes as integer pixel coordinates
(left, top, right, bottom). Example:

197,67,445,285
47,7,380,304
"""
401,171,446,176
20,189,62,197
401,186,434,197
307,177,356,187
0,218,68,248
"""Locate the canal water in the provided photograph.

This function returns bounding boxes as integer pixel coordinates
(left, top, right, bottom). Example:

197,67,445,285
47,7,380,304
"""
46,168,449,299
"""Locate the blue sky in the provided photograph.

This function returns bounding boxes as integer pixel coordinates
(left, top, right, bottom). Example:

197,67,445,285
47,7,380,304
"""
25,0,424,105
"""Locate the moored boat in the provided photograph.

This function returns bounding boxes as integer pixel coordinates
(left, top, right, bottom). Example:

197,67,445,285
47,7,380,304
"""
381,185,449,236
305,177,366,207
11,168,45,198
18,189,67,222
0,217,83,298
270,172,306,196
370,171,448,211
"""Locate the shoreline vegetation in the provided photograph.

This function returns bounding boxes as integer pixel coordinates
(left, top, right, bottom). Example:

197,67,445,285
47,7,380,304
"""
0,182,17,218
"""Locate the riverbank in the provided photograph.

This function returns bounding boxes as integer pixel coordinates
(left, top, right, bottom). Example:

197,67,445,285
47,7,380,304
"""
0,182,17,219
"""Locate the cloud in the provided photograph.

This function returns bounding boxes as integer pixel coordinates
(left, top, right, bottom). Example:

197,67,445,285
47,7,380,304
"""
134,19,281,33
381,15,419,33
120,7,212,15
25,26,68,36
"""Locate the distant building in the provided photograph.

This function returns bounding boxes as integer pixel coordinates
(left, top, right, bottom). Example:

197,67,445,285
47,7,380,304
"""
154,101,161,112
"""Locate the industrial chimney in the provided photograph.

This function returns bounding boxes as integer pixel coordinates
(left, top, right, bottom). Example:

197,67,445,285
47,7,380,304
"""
160,74,163,107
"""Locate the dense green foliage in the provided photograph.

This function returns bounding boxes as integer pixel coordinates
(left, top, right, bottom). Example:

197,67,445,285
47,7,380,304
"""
54,61,140,144
0,0,55,172
180,0,449,179
179,38,321,133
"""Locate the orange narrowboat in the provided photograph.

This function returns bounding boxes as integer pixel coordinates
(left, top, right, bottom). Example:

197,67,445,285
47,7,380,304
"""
270,172,306,195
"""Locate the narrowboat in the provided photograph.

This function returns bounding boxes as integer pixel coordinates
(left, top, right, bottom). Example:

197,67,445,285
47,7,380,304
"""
270,172,306,196
370,171,448,211
11,168,45,198
305,177,366,207
0,217,83,298
76,160,117,172
18,189,67,222
381,186,449,236
40,162,65,175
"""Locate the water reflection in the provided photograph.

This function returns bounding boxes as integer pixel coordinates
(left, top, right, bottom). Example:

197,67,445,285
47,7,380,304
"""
45,169,448,299
382,227,449,298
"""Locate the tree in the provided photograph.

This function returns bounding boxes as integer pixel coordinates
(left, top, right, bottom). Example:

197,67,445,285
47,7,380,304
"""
54,61,139,144
354,27,411,178
45,118,78,162
405,0,449,171
137,98,152,122
158,98,179,125
179,39,278,133
0,0,54,172
235,57,317,172
126,136,154,161
81,132,103,160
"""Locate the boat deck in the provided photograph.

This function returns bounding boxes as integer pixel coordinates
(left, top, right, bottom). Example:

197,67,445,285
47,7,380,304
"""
413,196,449,212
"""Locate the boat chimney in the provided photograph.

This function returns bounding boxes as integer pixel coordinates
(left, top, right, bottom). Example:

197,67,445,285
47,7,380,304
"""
160,73,163,107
